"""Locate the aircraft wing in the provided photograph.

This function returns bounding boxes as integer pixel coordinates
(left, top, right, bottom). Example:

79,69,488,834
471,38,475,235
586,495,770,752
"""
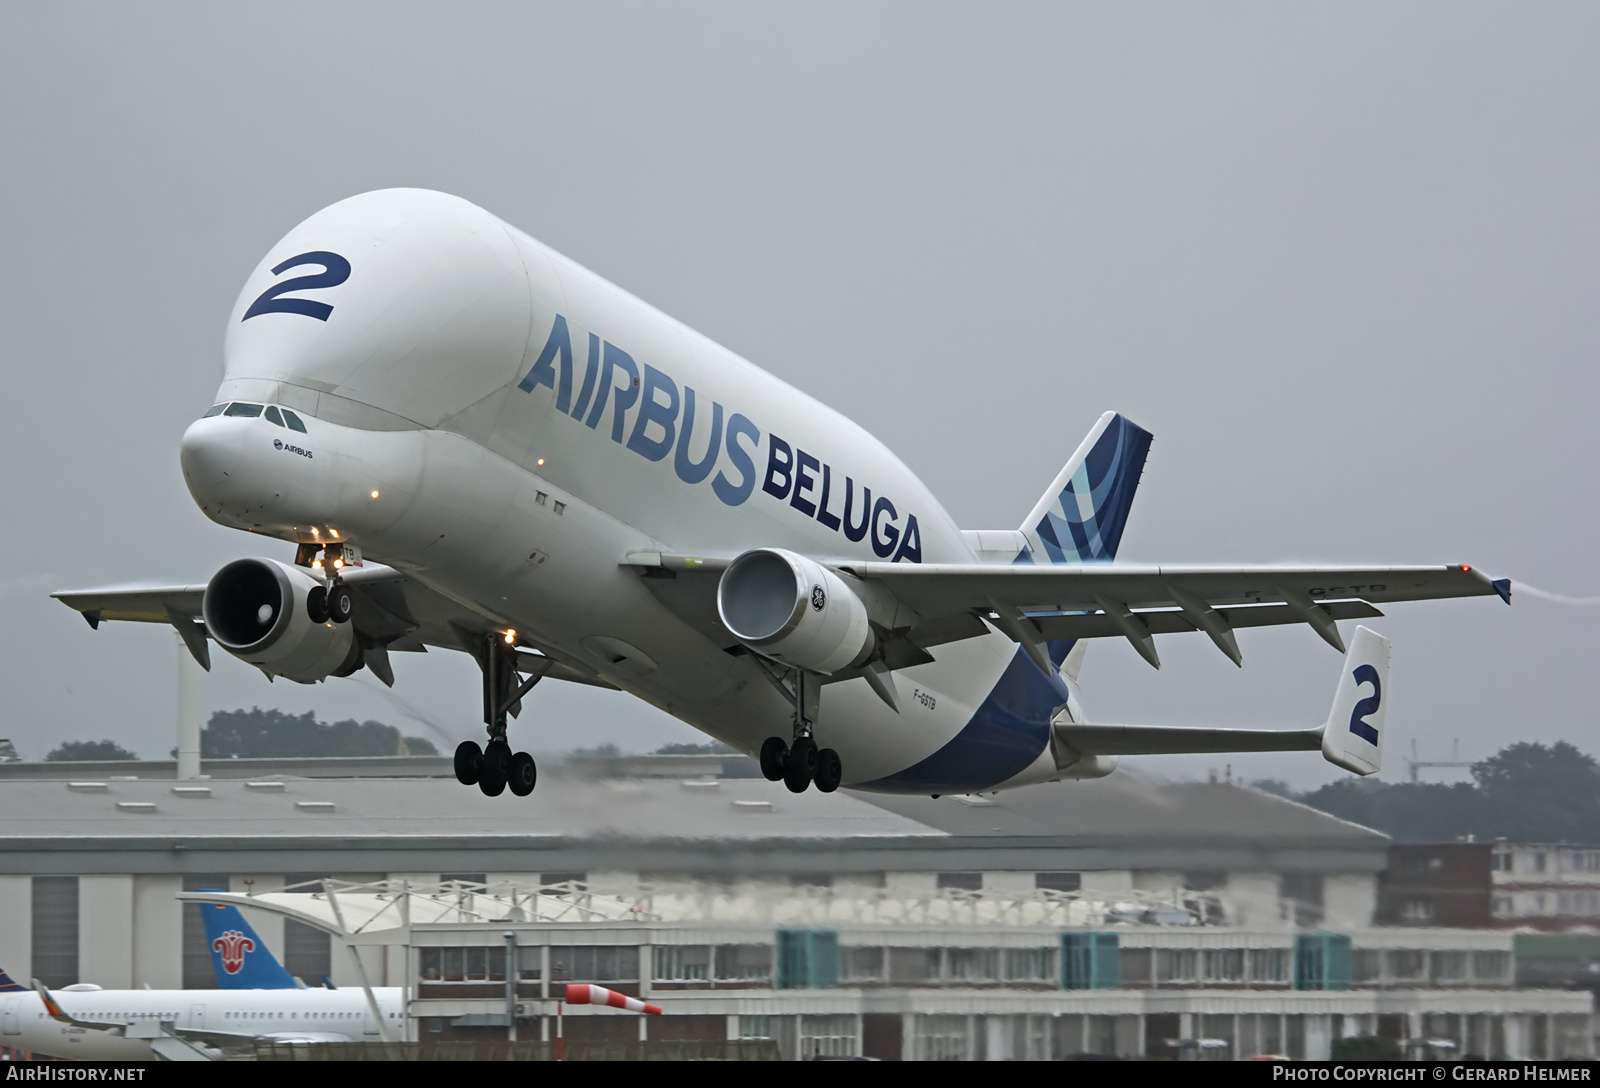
836,560,1508,670
51,566,615,690
627,553,1507,672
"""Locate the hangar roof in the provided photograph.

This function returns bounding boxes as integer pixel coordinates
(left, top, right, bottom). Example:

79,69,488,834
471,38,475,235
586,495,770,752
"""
0,761,1383,876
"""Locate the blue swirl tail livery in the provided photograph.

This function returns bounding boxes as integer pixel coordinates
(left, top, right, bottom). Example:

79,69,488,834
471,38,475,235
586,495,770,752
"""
197,894,298,989
1020,411,1153,565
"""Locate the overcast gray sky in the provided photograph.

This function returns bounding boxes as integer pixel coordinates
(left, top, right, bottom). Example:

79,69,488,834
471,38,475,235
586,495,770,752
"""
1,3,1594,786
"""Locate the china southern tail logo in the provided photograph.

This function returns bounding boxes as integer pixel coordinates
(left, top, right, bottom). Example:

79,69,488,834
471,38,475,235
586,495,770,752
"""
213,929,256,975
518,314,922,562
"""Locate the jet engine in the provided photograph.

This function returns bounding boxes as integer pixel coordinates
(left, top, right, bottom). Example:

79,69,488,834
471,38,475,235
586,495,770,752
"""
202,558,360,682
717,548,873,674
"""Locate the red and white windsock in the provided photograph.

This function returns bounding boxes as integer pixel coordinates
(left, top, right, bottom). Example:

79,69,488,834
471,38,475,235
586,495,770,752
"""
563,983,661,1015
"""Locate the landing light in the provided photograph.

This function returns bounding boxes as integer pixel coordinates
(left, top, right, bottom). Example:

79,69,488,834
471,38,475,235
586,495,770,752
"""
370,490,380,499
332,558,344,570
503,630,517,645
536,458,545,466
311,560,323,570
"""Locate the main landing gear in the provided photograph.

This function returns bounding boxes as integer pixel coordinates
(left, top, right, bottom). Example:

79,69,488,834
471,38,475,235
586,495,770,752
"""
754,665,843,794
453,633,541,798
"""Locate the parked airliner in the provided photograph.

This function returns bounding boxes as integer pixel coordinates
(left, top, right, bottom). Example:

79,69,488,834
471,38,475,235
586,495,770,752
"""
54,190,1508,797
0,903,400,1060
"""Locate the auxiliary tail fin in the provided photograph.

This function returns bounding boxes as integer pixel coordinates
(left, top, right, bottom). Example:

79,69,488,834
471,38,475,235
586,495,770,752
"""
1321,626,1390,776
197,895,298,989
1019,411,1153,565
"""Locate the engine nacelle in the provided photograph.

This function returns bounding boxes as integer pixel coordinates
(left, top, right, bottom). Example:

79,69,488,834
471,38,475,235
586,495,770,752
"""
717,548,873,675
202,558,359,682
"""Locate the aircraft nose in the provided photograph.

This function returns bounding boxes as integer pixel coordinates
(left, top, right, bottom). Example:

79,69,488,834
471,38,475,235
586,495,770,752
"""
179,417,243,495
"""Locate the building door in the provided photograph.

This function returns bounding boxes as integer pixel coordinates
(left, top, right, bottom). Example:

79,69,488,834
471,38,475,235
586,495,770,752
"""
862,1014,902,1061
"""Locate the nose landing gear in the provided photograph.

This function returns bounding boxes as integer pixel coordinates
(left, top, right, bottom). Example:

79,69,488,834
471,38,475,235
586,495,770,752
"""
452,633,541,798
754,665,843,794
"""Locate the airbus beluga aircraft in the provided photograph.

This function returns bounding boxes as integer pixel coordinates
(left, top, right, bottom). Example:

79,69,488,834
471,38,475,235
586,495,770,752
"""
54,189,1509,798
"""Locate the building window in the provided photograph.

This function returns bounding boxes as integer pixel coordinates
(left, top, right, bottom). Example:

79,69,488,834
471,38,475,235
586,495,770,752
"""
800,1015,857,1059
440,872,486,887
1492,852,1513,872
737,1016,773,1040
1400,899,1436,923
1471,951,1509,981
945,948,998,982
1003,947,1055,982
31,876,78,989
1352,950,1382,984
1035,872,1081,893
1247,949,1289,984
842,946,884,982
791,873,833,888
1183,871,1226,892
714,944,772,981
936,872,982,891
1387,950,1426,981
548,945,639,983
1155,949,1198,983
888,947,937,984
1203,949,1245,982
1432,951,1467,982
652,945,711,982
913,1015,968,1061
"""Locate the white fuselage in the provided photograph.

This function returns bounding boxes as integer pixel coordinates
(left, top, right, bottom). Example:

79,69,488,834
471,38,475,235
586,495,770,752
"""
0,986,402,1060
180,189,1076,794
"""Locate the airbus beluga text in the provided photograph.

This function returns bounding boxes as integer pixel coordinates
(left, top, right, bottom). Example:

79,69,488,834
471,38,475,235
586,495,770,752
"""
54,190,1509,797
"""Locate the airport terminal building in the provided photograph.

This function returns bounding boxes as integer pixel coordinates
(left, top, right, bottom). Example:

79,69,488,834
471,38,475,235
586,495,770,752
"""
0,755,1591,1060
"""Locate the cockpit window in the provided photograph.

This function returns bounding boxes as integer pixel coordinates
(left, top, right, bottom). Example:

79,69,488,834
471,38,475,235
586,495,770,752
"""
264,406,286,427
223,402,264,418
280,409,308,433
203,403,228,418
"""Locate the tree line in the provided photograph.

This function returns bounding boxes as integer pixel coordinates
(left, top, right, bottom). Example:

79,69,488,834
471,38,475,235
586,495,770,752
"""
44,708,438,761
1259,741,1600,842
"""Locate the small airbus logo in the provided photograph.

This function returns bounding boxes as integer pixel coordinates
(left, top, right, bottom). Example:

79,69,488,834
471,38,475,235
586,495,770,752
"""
811,585,826,611
273,439,313,459
213,929,255,975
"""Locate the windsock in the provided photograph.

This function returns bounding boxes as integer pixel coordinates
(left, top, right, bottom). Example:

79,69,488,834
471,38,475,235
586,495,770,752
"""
564,983,661,1015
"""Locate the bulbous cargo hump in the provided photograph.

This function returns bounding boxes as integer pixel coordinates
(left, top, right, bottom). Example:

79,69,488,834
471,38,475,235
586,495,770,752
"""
222,189,533,429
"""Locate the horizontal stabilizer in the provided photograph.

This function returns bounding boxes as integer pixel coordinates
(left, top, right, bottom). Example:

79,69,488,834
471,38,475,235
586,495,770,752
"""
1053,723,1323,756
1051,624,1390,776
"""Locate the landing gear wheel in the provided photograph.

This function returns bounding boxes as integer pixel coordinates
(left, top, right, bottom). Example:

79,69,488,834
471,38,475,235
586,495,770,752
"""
759,737,789,782
785,736,818,794
814,748,842,793
509,751,538,796
327,584,354,624
453,740,483,785
478,740,511,797
306,585,329,624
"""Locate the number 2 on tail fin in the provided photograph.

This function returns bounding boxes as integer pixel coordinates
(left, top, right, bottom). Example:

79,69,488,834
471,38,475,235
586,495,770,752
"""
1347,664,1381,744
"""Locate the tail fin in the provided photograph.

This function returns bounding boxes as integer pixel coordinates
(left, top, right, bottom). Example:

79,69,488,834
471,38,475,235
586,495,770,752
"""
1019,411,1153,565
1321,626,1390,776
197,894,298,989
0,967,29,992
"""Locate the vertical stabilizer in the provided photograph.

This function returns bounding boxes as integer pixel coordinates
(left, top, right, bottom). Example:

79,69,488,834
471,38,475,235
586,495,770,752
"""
198,895,298,989
1019,411,1153,565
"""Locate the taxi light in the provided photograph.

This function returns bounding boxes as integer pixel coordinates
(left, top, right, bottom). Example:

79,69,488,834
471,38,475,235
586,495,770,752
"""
537,458,545,466
311,560,322,570
332,558,344,569
503,630,517,645
370,490,380,499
